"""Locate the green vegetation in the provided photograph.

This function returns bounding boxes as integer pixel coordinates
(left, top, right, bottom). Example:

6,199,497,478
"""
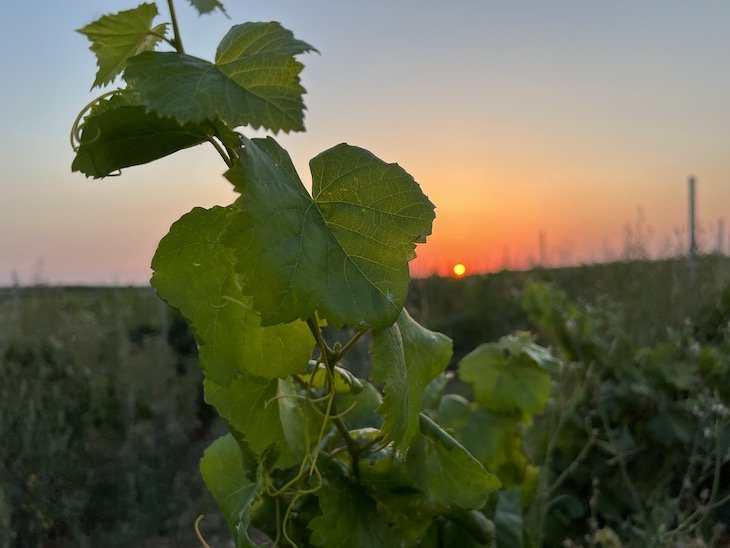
67,1,541,544
2,257,729,544
4,0,724,544
0,286,222,545
523,279,730,546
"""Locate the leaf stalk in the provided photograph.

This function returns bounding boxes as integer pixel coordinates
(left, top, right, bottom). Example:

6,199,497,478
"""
166,0,185,53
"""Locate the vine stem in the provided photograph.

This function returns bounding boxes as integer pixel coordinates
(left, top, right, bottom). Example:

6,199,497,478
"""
306,316,337,366
548,431,597,496
207,137,232,168
339,328,368,358
670,415,728,538
166,0,185,53
533,363,593,547
303,316,372,478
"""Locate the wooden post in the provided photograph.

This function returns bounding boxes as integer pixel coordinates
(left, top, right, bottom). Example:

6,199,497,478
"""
688,176,697,259
687,176,697,287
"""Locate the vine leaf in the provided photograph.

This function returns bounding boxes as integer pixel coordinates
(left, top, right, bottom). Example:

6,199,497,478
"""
78,3,167,89
356,415,500,519
437,396,529,488
370,309,452,450
224,137,435,329
124,22,316,133
188,0,228,16
72,94,209,178
408,414,501,511
205,376,317,469
458,334,553,418
151,206,313,386
309,458,407,548
200,434,262,548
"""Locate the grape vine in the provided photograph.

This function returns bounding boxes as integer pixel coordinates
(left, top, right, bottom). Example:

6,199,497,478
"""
71,2,557,545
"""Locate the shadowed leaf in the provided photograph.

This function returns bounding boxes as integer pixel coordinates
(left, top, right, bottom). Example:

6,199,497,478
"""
72,95,211,178
371,310,452,449
200,434,261,548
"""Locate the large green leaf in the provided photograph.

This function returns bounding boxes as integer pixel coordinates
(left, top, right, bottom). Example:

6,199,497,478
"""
224,137,435,329
151,206,313,386
72,95,211,178
309,458,407,548
78,3,167,88
188,0,228,16
459,334,553,417
200,434,261,548
124,22,315,132
407,414,501,512
370,310,452,449
439,402,529,488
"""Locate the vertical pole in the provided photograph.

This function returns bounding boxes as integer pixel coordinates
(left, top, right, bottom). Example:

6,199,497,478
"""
687,176,697,288
688,176,697,259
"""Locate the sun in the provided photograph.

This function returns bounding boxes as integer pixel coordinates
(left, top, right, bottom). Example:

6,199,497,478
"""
452,263,467,278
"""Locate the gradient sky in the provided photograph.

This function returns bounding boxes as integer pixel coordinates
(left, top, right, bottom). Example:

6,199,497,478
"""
1,1,729,284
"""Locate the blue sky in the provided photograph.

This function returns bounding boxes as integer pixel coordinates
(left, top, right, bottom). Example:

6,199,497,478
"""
1,1,729,283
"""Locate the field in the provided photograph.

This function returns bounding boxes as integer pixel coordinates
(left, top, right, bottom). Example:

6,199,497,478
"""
1,255,729,546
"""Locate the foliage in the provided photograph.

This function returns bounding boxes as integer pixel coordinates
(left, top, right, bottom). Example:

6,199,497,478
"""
522,281,730,547
408,255,730,361
68,3,563,545
69,3,730,545
0,286,217,545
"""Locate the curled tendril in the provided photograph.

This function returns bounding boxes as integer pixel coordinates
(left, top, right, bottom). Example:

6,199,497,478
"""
194,515,212,548
262,372,344,547
69,90,122,151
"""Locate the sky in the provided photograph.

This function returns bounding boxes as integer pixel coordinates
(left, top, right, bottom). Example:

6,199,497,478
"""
1,1,729,285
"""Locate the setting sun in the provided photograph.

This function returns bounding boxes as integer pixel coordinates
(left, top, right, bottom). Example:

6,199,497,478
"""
452,263,467,278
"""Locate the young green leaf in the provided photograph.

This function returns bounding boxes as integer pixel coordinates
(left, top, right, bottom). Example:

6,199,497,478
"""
188,0,228,16
124,22,316,132
224,137,436,329
370,309,452,449
200,434,261,548
459,335,552,417
72,95,212,178
78,3,167,89
151,206,313,386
